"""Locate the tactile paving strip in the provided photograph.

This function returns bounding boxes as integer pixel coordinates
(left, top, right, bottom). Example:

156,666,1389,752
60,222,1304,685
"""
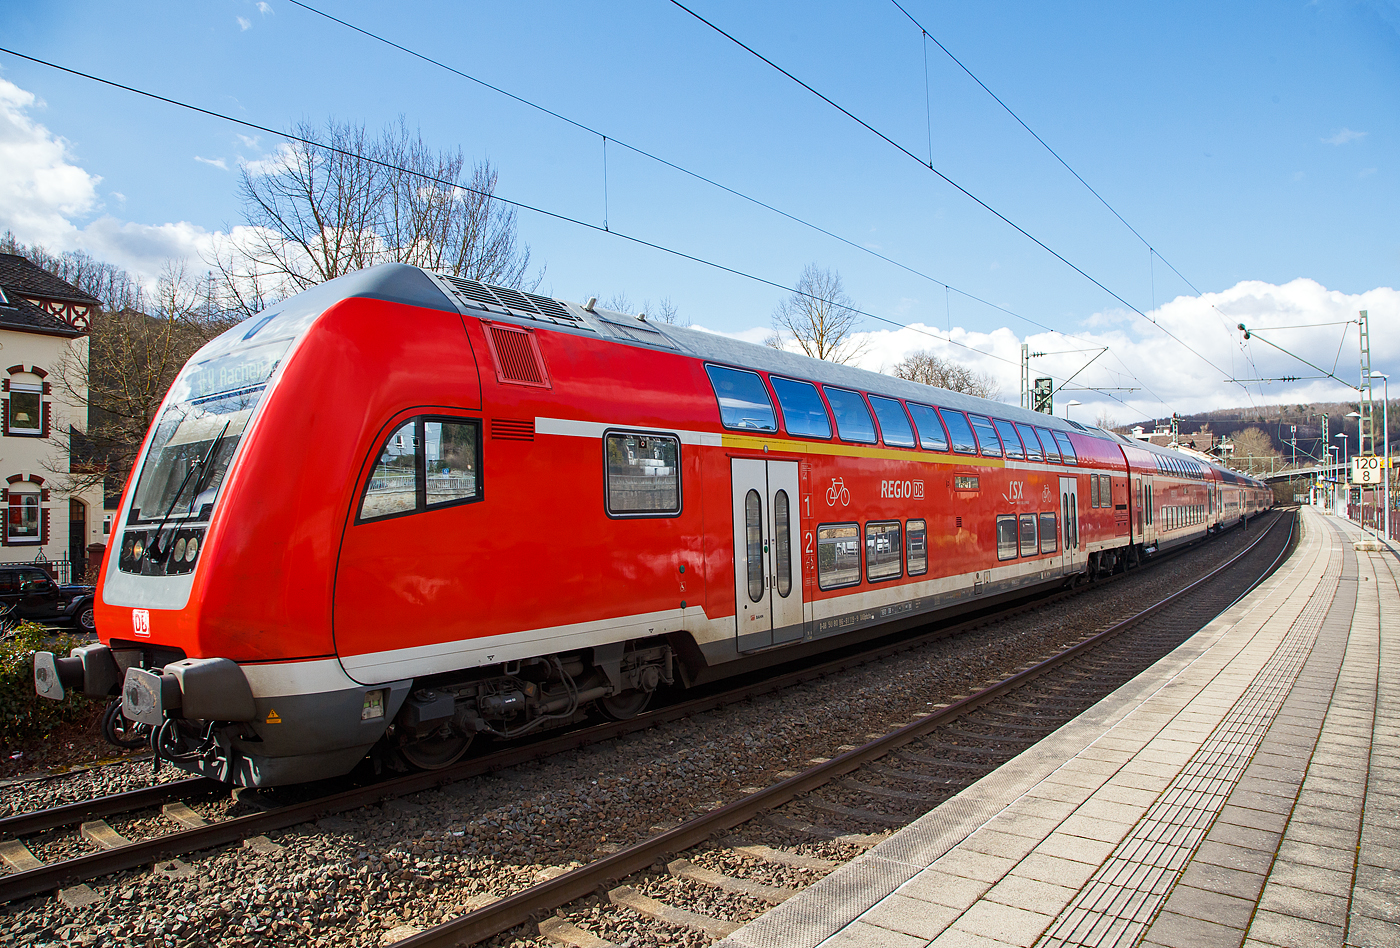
1032,542,1343,948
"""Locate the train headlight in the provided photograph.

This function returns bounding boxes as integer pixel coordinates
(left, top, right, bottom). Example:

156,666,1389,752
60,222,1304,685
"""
186,537,199,562
172,538,187,562
131,538,145,560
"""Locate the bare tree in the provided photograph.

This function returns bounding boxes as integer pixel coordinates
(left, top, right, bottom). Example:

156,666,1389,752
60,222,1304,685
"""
648,296,686,327
767,264,867,364
216,118,538,316
890,350,1002,400
1229,426,1282,474
1095,409,1119,431
1,232,143,312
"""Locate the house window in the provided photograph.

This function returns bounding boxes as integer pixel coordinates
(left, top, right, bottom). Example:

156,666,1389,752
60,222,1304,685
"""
7,493,40,542
7,388,42,435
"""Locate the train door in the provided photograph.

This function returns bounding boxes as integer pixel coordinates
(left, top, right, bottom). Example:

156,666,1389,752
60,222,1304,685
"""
731,458,803,652
1059,475,1081,575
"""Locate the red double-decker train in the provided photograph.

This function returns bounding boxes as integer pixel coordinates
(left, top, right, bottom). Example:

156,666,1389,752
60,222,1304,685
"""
34,264,1271,785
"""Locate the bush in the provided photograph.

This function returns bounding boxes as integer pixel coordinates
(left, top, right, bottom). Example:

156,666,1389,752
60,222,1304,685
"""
0,622,94,750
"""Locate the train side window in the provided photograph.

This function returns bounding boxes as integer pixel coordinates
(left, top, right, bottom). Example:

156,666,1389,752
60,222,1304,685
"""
1034,427,1061,463
1018,513,1037,556
865,520,903,581
605,431,681,516
1053,431,1077,463
1039,512,1058,553
938,409,979,454
907,519,928,575
906,403,949,451
996,515,1018,559
968,414,1003,457
868,395,916,448
361,420,420,520
744,490,764,602
359,416,483,523
817,523,862,590
769,376,832,439
1014,423,1043,461
823,387,878,443
1089,475,1099,508
704,365,777,432
994,420,1025,459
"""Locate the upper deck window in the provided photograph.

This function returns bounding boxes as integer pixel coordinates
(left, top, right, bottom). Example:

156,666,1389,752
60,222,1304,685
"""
823,387,877,444
906,403,949,451
769,376,831,439
704,365,776,432
939,409,979,454
1053,431,1077,463
358,415,482,523
1015,423,1044,461
1034,427,1061,463
867,395,915,448
968,414,1002,458
994,420,1024,459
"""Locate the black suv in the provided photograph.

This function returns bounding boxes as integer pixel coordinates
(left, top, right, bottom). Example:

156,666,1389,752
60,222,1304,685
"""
0,566,96,632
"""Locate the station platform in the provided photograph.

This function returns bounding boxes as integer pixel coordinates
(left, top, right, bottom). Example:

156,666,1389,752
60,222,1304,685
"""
717,507,1399,948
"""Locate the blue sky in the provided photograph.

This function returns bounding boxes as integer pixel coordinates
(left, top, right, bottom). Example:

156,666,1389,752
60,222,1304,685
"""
1,1,1396,425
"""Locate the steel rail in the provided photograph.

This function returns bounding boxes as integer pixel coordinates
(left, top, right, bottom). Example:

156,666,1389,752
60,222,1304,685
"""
0,778,217,839
390,510,1296,948
0,512,1284,905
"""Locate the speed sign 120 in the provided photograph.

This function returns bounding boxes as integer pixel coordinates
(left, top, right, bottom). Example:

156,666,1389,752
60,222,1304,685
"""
1351,455,1385,484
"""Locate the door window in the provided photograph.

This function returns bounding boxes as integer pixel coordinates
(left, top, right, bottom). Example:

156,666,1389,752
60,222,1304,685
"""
744,489,764,603
774,490,792,598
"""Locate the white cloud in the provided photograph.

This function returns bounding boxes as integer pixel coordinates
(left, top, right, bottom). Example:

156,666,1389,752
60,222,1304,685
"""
0,77,101,247
257,2,273,13
194,156,228,171
725,279,1399,425
237,134,261,149
239,142,298,177
1322,127,1366,145
236,16,252,30
1359,167,1377,178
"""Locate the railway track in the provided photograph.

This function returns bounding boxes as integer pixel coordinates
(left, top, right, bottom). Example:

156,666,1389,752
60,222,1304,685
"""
0,511,1291,928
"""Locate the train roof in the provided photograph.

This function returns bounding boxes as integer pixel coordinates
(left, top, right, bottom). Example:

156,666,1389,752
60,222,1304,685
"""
239,263,1271,493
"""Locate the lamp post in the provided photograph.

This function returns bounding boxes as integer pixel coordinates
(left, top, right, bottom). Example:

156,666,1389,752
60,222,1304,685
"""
1329,446,1340,515
1372,371,1390,541
1065,399,1082,422
1336,433,1349,519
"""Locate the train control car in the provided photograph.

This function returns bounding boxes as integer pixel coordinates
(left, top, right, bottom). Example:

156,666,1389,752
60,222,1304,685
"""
33,264,1269,785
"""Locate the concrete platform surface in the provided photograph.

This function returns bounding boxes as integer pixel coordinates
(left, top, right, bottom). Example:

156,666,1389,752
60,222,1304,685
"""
716,507,1399,948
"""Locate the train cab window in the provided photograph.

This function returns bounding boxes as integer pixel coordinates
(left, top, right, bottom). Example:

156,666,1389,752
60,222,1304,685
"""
1034,427,1061,463
1018,513,1037,556
1039,512,1058,553
906,403,949,451
705,365,776,432
906,519,928,575
823,387,878,443
769,376,832,439
817,523,861,590
968,414,1003,457
994,420,1025,459
606,431,681,516
867,395,916,448
1014,424,1043,461
359,416,482,522
996,515,1019,560
865,521,902,581
939,409,979,454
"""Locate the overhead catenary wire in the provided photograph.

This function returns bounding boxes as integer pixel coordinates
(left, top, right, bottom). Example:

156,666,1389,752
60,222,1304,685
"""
281,0,1057,337
0,44,1063,380
665,0,1242,395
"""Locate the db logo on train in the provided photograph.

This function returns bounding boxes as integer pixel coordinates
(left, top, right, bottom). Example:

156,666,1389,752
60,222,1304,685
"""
132,608,151,638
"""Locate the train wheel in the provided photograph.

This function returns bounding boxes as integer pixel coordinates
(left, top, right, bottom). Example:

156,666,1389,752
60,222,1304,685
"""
397,729,473,770
597,688,653,721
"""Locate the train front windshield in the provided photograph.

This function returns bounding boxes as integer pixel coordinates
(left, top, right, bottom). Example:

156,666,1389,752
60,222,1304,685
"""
128,341,286,525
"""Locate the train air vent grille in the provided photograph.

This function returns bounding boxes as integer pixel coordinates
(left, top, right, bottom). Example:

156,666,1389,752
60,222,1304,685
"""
434,274,587,329
956,516,963,529
485,323,550,388
598,315,679,349
491,418,535,441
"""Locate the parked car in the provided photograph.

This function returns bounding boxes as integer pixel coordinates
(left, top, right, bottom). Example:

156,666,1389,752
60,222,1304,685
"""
0,566,95,632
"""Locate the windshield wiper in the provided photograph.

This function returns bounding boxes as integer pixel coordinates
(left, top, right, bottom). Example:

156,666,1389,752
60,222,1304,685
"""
142,421,230,566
